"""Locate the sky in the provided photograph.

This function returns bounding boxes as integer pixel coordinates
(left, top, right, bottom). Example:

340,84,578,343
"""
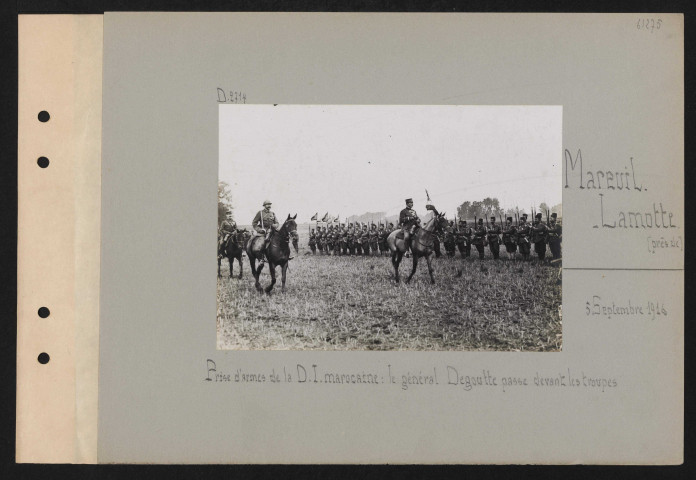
219,105,561,224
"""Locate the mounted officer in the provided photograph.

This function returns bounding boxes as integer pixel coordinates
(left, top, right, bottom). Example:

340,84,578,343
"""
399,198,421,250
251,200,279,262
218,211,237,260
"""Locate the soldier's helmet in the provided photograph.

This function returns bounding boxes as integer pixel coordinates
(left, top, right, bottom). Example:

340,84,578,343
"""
478,218,484,224
507,217,513,222
551,213,557,219
491,216,496,221
263,200,272,206
536,212,543,220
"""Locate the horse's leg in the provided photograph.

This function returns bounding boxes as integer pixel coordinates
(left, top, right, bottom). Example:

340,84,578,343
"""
391,251,400,283
281,262,288,292
406,254,419,284
253,258,264,292
426,253,436,284
265,263,276,294
217,256,222,277
237,255,243,279
228,256,234,278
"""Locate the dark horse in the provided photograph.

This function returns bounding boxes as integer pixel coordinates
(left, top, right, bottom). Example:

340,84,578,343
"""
218,229,250,278
246,214,297,294
387,208,448,284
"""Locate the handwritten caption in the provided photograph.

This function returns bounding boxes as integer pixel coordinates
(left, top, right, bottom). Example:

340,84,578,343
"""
636,18,662,33
217,88,247,104
564,149,680,254
585,295,668,320
204,360,619,393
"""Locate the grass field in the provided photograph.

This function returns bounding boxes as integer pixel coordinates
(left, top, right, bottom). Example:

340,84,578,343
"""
217,230,562,351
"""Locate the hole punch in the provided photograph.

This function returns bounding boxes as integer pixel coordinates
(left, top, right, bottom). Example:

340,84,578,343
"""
38,111,50,122
38,353,50,364
38,307,50,318
37,157,50,168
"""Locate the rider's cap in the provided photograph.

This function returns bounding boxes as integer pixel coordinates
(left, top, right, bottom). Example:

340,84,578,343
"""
536,212,543,219
551,213,557,218
263,200,272,206
405,198,413,203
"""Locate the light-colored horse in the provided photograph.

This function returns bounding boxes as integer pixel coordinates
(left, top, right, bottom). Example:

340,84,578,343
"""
387,210,448,284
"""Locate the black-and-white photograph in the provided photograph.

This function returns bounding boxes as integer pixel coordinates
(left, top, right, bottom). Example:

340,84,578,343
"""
217,105,562,351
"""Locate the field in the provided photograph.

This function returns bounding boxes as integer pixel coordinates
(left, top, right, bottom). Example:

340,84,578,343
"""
217,229,562,351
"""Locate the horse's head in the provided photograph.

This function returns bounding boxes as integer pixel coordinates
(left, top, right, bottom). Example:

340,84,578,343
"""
280,214,298,237
435,212,449,233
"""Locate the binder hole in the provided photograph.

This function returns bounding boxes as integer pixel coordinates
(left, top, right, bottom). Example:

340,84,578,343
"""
38,111,50,122
37,157,50,168
38,353,50,364
38,307,50,318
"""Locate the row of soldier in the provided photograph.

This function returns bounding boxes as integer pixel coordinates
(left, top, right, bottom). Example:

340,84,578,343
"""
309,222,391,256
307,211,561,261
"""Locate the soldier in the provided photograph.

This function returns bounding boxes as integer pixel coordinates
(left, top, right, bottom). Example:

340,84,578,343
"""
399,198,420,250
456,219,472,258
369,223,379,255
472,218,487,259
516,216,531,260
377,223,388,256
363,224,371,254
251,200,279,262
444,220,456,257
548,212,562,260
308,228,317,254
502,217,517,259
218,211,237,259
531,212,548,261
487,216,502,259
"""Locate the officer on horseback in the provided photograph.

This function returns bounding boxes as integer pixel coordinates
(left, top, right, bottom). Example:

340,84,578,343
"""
399,198,421,250
218,211,237,260
252,200,279,263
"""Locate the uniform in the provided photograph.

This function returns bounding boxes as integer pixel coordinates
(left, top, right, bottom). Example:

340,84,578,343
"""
369,225,379,255
444,222,456,256
471,220,487,259
516,219,531,260
399,199,420,249
456,221,472,258
251,201,279,258
548,213,562,260
531,213,548,260
487,218,502,259
218,217,237,257
308,229,317,254
502,218,517,256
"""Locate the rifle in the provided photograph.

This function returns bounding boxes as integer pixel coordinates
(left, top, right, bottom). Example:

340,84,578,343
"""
546,208,550,226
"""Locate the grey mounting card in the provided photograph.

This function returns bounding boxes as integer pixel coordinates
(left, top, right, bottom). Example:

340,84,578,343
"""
17,12,683,464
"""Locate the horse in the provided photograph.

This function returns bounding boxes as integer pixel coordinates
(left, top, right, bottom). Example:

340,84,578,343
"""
387,209,448,284
218,229,249,278
246,214,297,294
